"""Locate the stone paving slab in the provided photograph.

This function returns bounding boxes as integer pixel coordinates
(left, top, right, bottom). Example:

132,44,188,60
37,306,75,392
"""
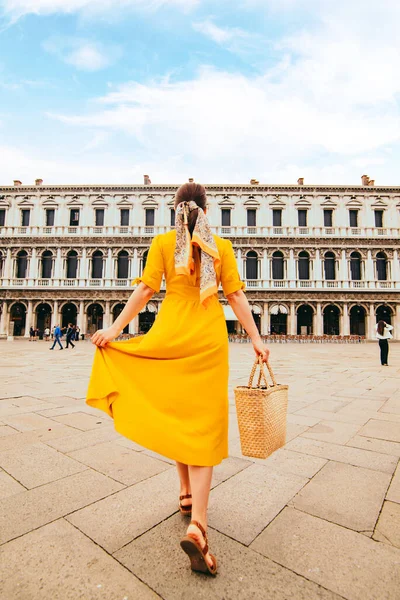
50,411,111,431
44,425,121,453
250,506,400,600
0,441,87,488
301,420,363,445
373,500,400,549
289,460,391,532
0,518,160,600
0,468,26,498
0,469,124,544
358,419,400,443
114,513,340,600
0,423,81,452
386,462,400,504
0,425,18,437
345,435,400,457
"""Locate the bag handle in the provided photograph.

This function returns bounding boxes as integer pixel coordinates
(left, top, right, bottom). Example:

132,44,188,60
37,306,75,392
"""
248,355,277,389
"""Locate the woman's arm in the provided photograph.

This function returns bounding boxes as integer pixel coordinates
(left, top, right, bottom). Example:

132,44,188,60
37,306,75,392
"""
91,282,154,347
385,324,394,331
226,289,270,362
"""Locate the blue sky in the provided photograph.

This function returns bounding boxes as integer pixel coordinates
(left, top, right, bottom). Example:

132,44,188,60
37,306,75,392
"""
0,0,399,185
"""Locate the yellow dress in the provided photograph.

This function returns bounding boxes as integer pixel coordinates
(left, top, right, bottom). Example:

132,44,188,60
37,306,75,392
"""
86,230,245,466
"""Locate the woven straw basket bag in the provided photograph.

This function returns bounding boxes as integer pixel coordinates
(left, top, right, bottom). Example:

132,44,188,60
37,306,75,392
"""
234,356,289,459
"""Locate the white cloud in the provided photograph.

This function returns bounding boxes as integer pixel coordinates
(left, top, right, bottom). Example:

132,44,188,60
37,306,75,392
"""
193,20,244,45
42,37,121,71
0,0,199,20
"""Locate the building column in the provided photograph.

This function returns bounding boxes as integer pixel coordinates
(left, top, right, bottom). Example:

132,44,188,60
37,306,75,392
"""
132,248,139,279
261,302,269,335
366,250,375,284
24,300,33,337
262,249,268,283
314,250,322,286
130,315,139,335
368,303,376,340
104,301,111,329
395,304,400,341
54,247,62,280
5,248,12,280
289,302,296,335
79,248,87,280
79,300,85,334
342,302,350,335
288,249,296,286
316,302,323,335
237,248,243,279
106,248,113,284
392,249,400,283
0,302,8,336
51,300,59,329
339,249,347,283
28,247,37,281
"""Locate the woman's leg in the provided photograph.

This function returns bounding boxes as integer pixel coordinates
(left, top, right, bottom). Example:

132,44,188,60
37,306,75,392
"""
383,340,389,365
176,461,191,506
379,340,384,365
186,465,214,568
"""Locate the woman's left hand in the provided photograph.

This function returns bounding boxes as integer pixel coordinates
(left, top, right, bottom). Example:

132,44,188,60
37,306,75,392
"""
91,326,118,348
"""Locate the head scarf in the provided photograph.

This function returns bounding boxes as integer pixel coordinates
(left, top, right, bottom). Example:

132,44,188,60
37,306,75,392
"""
174,200,220,306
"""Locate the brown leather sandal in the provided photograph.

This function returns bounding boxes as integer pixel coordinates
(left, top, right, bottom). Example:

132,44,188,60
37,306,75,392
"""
179,494,192,516
180,519,217,576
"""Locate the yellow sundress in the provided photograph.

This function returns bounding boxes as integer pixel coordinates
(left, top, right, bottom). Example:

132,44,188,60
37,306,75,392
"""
86,230,245,466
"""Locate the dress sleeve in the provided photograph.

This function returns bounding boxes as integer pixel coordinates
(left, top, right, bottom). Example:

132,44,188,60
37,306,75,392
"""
220,240,246,297
132,234,164,293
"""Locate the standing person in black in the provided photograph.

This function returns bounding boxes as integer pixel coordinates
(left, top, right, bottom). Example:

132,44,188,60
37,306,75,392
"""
376,320,393,366
65,323,76,349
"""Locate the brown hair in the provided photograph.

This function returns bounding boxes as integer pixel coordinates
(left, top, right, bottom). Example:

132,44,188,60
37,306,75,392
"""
377,320,385,336
174,183,207,235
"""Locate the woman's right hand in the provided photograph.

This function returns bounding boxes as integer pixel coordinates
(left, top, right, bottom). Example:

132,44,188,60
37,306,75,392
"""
252,337,270,362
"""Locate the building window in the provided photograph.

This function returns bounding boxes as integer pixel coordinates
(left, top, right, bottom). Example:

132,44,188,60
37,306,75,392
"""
376,252,388,281
41,250,53,279
298,210,307,227
170,208,176,227
95,209,105,226
221,209,231,227
247,209,256,227
16,250,28,278
298,251,310,280
66,250,78,279
117,250,129,279
120,209,129,226
145,208,155,227
374,210,383,228
21,209,30,226
272,251,284,280
324,251,336,280
91,251,103,279
70,209,80,226
324,209,333,227
272,209,282,227
245,251,258,280
0,209,6,226
45,209,55,227
349,210,358,227
350,251,362,280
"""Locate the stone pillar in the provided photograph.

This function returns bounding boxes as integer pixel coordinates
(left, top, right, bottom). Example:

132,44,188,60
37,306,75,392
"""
289,302,296,335
54,247,62,280
106,249,113,281
132,248,139,279
0,302,8,336
316,302,323,335
28,247,37,281
368,303,376,340
339,249,347,282
395,304,400,341
79,301,85,334
288,249,296,285
314,249,322,285
5,248,12,280
237,248,243,279
392,249,400,283
342,302,350,336
366,250,374,284
51,300,59,329
261,302,269,335
79,248,87,280
24,300,33,337
130,315,139,335
104,301,111,329
262,249,268,283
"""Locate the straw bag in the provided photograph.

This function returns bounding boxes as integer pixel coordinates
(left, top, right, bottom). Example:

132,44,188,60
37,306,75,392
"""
234,357,289,459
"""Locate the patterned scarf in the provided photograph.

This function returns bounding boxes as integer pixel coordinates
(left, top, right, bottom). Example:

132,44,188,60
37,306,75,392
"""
175,200,220,306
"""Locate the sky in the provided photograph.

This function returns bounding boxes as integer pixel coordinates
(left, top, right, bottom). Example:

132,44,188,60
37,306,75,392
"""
0,0,399,186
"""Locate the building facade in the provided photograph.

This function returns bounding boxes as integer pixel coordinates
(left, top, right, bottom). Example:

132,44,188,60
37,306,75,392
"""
0,176,399,340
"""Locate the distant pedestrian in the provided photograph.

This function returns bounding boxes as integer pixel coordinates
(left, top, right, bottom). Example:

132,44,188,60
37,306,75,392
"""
66,323,76,349
376,320,393,366
44,327,50,341
50,324,63,350
51,325,55,340
75,325,80,341
29,326,34,341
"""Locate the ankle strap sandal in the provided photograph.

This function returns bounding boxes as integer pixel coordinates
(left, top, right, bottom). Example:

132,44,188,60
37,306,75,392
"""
179,494,192,516
180,519,217,575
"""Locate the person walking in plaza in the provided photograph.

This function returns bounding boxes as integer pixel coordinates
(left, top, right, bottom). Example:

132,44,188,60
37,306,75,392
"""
376,320,393,366
65,323,76,349
44,326,50,342
87,182,269,576
49,324,63,350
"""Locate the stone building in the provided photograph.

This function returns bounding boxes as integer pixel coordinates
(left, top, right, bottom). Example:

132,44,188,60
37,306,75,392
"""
0,175,399,340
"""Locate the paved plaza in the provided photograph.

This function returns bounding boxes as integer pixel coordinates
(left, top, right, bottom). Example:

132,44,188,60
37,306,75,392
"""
0,339,399,599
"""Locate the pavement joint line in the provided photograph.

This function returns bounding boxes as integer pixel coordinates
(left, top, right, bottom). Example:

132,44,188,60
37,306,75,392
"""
0,465,29,491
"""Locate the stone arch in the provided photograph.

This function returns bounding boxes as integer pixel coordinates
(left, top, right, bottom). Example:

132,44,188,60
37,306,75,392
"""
9,302,27,336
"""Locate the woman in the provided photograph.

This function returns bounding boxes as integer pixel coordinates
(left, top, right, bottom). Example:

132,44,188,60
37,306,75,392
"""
87,183,269,575
376,320,393,366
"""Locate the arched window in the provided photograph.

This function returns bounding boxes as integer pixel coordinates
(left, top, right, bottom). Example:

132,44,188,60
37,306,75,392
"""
350,252,362,281
246,251,258,280
16,250,28,278
91,251,103,279
376,252,388,281
66,250,78,279
117,250,129,279
298,251,310,280
41,250,53,279
272,251,284,280
324,251,336,280
142,250,149,273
